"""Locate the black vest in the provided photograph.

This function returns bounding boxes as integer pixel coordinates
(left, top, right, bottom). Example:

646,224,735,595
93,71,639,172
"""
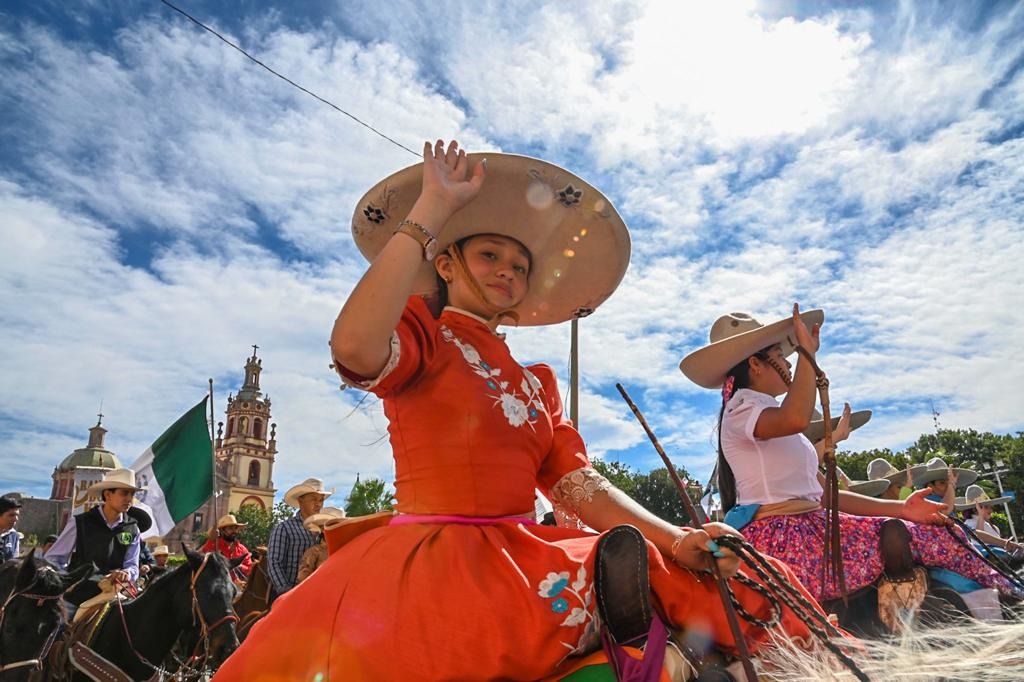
68,506,140,574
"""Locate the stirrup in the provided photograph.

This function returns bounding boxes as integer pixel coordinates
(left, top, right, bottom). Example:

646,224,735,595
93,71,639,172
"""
595,525,653,645
877,566,927,632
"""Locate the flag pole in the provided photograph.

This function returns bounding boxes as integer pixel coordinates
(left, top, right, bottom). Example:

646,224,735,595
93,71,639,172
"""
208,378,218,540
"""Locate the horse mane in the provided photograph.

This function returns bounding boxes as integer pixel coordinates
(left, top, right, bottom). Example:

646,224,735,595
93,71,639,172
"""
759,618,1024,680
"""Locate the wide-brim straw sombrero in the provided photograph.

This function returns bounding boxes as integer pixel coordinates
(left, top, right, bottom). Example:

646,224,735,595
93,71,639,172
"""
847,479,889,498
802,408,872,444
679,309,825,389
86,468,148,495
152,545,170,556
867,458,927,484
954,484,1012,511
303,506,347,532
216,514,248,530
913,457,979,488
351,153,631,326
284,478,335,508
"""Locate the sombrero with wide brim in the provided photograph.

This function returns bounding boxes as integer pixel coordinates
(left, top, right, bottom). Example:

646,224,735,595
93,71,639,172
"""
913,457,979,488
954,484,1012,511
283,478,335,508
679,310,825,389
847,479,889,498
215,514,248,530
351,153,631,326
86,468,148,495
802,408,872,444
303,506,347,532
867,458,927,484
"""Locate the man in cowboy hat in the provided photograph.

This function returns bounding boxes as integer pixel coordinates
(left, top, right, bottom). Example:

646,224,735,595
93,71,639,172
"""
148,544,173,580
202,513,252,582
266,477,333,599
45,468,146,613
0,495,22,562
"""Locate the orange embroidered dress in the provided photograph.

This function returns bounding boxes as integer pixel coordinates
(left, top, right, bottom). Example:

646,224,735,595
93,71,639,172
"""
215,298,822,681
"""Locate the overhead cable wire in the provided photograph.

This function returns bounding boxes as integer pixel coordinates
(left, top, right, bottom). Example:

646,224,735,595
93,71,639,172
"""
159,0,421,158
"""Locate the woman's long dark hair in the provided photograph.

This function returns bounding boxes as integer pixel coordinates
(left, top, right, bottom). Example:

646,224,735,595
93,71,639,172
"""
716,348,772,512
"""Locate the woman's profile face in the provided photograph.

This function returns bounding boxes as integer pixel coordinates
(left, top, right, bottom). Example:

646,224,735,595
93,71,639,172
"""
442,234,532,312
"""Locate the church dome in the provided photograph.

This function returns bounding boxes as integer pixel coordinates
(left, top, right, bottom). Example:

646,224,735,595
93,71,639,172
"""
58,417,122,471
58,446,122,471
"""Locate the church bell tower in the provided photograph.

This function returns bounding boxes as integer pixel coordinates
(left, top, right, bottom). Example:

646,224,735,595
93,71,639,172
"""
215,346,277,511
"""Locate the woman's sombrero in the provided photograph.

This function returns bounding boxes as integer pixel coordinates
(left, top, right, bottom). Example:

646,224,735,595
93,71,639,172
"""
680,310,824,389
351,153,631,326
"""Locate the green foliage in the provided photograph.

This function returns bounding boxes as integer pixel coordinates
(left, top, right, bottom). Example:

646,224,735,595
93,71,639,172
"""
234,501,294,548
838,428,1024,537
345,478,395,517
592,459,702,526
167,554,188,566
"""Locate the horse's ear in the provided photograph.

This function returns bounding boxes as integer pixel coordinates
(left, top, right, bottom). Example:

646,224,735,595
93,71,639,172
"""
62,562,95,591
15,550,37,589
184,545,204,571
228,553,247,569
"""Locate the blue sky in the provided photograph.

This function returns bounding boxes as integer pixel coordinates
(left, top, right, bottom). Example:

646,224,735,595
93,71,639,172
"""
2,0,1023,502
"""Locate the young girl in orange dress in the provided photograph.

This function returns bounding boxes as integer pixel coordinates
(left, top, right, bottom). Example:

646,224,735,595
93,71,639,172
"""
215,140,829,681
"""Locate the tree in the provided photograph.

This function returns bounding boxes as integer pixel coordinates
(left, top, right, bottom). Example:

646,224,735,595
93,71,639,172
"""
235,501,294,548
345,478,395,517
592,459,700,526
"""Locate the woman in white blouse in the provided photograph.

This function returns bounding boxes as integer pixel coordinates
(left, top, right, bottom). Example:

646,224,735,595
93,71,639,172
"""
679,305,1022,621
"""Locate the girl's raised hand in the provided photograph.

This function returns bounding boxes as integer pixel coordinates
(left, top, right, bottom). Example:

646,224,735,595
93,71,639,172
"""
791,303,821,354
419,139,486,218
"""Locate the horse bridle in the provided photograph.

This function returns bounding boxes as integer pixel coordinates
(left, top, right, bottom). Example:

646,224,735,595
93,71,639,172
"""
0,566,76,675
111,553,240,677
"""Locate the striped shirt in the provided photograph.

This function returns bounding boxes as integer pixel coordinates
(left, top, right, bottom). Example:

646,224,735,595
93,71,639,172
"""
266,512,317,595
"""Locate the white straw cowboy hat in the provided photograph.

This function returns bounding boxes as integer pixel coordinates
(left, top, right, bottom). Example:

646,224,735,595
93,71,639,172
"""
152,545,170,556
847,479,889,498
838,465,888,498
679,309,825,389
351,153,631,326
955,484,1012,511
802,408,872,444
86,468,147,495
216,514,248,530
284,478,335,508
913,457,979,488
867,458,927,484
303,506,346,532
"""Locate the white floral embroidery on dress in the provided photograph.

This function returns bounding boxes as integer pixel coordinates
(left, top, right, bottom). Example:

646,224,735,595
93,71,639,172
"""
440,324,546,429
536,566,597,654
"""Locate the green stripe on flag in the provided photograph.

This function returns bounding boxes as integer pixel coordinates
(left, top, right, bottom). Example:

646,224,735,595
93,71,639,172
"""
151,397,213,522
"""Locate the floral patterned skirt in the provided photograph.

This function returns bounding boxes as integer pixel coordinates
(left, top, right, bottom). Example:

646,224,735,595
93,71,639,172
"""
742,509,1020,602
215,520,826,681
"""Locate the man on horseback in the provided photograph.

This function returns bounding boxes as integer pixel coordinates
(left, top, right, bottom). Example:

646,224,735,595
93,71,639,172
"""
45,468,146,617
0,495,22,562
266,478,333,600
202,514,252,583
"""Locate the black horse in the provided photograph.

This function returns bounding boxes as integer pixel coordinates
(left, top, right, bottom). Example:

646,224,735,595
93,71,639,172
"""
0,551,94,681
55,547,242,681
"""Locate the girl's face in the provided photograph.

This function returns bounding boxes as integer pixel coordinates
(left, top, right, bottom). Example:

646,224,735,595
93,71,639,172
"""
930,478,949,496
978,504,993,519
439,235,531,315
748,344,793,396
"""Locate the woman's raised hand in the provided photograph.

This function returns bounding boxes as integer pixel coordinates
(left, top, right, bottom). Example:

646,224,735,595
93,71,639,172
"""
791,303,821,354
419,139,486,219
833,403,853,443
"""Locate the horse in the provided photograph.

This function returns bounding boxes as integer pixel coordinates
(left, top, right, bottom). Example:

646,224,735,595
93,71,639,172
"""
51,547,243,681
231,556,271,642
0,551,94,681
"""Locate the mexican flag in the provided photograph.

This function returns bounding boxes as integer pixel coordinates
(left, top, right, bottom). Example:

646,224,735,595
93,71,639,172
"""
129,398,213,538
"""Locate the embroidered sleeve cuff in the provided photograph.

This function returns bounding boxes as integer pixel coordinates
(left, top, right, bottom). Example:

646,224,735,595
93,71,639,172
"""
548,467,612,528
336,332,401,391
